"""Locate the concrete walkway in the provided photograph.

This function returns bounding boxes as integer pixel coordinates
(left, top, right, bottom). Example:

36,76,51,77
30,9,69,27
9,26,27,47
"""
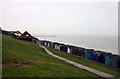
40,46,117,79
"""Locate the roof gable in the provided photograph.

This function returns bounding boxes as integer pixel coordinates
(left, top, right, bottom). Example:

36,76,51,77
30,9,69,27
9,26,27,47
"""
21,31,32,36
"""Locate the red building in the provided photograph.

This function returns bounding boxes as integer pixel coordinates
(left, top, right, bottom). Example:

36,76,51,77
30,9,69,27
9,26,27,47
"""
17,31,33,42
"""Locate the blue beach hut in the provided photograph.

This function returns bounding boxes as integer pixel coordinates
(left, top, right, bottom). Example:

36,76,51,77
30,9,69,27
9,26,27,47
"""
86,49,94,60
41,40,46,46
84,49,92,59
99,51,105,64
48,42,53,48
60,44,67,52
84,49,89,59
104,53,112,66
64,45,68,53
53,42,57,49
60,44,64,51
94,51,101,62
89,50,95,60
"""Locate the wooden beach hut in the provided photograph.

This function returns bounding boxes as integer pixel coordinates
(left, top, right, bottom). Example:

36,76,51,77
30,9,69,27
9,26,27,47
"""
42,41,47,46
47,41,52,47
104,53,112,66
68,45,75,54
49,42,54,48
91,51,96,61
85,49,95,60
111,55,120,69
60,44,64,51
77,47,85,57
94,51,101,62
63,45,68,53
89,49,95,60
74,46,78,55
84,49,91,59
55,42,60,50
52,42,56,49
99,51,105,64
117,58,120,69
67,45,71,54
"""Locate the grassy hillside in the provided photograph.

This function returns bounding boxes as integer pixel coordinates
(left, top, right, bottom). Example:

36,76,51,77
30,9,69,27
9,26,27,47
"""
0,34,2,78
2,34,102,78
47,47,120,78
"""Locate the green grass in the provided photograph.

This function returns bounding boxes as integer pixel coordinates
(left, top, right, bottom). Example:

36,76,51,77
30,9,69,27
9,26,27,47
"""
0,34,2,78
2,34,102,78
47,47,120,78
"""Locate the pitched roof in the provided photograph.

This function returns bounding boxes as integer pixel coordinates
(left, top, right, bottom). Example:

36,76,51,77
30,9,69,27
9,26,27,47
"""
18,31,33,39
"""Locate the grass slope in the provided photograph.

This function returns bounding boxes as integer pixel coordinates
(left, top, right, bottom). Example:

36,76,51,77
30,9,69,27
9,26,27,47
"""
47,47,120,77
0,34,2,78
2,34,101,78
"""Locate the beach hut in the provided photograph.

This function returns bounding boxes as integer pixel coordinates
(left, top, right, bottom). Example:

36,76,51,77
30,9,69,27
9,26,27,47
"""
47,41,51,47
90,51,96,60
17,31,33,42
49,42,54,48
94,51,101,62
89,49,95,60
104,53,112,66
111,55,120,69
60,44,64,51
85,49,94,60
41,41,45,46
71,46,77,55
52,42,56,49
40,40,44,46
83,49,88,58
55,43,60,50
84,49,92,59
117,58,120,69
99,51,105,64
77,47,84,57
44,41,48,46
67,45,71,54
58,43,61,50
45,41,47,46
69,45,74,54
74,47,78,55
69,45,75,54
63,45,68,53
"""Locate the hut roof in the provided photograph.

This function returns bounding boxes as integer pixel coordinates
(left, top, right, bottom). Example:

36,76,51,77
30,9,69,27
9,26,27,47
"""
18,31,33,39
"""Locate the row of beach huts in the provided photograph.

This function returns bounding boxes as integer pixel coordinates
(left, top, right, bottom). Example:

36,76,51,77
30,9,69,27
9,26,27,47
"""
40,40,120,70
1,29,120,69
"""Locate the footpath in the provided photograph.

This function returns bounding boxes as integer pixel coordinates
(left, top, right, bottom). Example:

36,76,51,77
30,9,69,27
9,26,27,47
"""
40,45,117,79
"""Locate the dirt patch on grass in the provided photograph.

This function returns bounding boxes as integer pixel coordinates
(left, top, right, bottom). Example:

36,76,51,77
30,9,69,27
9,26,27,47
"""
31,60,63,66
2,60,62,68
2,61,32,68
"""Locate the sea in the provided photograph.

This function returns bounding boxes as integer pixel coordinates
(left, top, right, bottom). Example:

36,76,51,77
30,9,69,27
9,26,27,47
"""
36,35,118,55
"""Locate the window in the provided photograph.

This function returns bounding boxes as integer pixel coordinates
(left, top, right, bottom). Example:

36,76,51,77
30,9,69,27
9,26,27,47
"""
26,34,29,36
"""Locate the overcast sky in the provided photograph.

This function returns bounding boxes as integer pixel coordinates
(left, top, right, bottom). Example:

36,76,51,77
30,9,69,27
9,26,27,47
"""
0,0,118,35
